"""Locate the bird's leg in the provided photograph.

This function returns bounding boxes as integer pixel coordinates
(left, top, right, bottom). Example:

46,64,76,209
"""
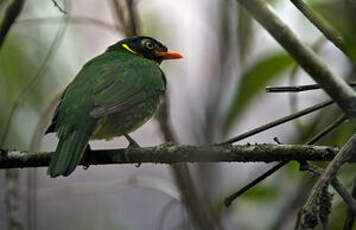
123,134,141,167
82,144,92,170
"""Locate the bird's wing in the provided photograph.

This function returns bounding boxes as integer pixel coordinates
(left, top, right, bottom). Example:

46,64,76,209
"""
48,53,165,177
90,71,158,118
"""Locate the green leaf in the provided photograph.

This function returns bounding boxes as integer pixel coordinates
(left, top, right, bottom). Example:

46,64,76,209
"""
223,52,294,133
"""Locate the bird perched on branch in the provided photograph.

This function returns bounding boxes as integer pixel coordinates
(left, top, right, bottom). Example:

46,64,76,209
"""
45,36,183,177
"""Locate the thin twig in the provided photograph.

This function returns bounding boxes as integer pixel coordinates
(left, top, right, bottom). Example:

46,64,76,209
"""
236,0,356,117
267,82,356,93
220,100,334,145
307,115,348,144
51,0,67,14
0,0,25,49
224,114,347,207
267,84,323,93
290,0,349,57
224,160,287,207
296,135,356,230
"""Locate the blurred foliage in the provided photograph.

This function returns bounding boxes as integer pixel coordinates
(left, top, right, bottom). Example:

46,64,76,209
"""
237,6,253,65
0,10,71,149
220,0,356,227
241,184,279,201
235,0,279,64
0,37,45,148
329,199,352,230
223,52,294,133
325,119,356,146
0,0,9,12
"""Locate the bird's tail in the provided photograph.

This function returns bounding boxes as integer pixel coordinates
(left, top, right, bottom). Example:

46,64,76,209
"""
48,129,90,177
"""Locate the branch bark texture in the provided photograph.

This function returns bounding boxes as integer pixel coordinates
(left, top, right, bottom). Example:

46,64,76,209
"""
0,144,345,169
290,0,348,57
236,0,356,117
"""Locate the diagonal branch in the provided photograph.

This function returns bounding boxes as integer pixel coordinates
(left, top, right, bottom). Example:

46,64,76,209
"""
221,100,334,145
289,0,348,57
300,162,356,218
51,0,67,14
224,114,347,207
236,0,356,117
296,135,356,230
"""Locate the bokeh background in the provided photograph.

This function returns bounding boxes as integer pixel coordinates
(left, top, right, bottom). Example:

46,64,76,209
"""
1,0,356,229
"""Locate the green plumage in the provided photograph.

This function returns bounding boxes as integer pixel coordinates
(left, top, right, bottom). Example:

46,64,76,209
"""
47,36,174,177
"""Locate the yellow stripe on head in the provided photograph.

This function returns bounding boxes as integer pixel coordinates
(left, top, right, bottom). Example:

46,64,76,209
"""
122,44,137,54
152,60,160,66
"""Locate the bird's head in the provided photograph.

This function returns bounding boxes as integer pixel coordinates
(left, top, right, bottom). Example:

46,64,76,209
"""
108,36,183,65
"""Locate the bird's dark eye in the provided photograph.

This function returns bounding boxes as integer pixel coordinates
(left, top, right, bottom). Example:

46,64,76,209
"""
145,41,154,50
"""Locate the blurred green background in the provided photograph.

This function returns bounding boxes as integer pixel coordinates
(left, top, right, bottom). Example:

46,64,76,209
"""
1,0,356,229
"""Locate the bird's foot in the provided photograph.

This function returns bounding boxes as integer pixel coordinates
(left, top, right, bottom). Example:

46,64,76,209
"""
123,134,141,167
82,145,92,170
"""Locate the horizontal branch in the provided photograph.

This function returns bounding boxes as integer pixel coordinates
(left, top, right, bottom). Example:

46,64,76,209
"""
266,82,356,93
0,143,350,169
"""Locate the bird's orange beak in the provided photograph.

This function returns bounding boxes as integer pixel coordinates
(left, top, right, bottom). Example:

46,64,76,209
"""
155,50,183,59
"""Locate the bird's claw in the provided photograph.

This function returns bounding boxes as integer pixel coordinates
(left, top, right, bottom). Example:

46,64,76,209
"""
123,134,140,162
81,145,92,170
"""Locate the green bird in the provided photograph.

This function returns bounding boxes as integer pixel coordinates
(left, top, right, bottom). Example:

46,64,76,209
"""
46,36,183,177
